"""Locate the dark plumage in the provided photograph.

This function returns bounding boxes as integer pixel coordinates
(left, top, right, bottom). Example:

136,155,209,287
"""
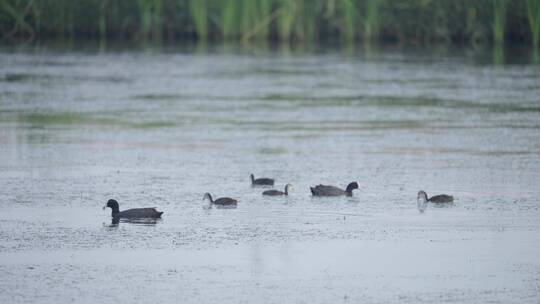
103,199,163,219
203,193,237,206
251,174,274,186
418,191,454,203
417,191,454,212
310,182,359,197
263,184,292,196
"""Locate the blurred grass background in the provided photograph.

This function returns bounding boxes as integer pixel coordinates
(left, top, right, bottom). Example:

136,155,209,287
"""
1,0,539,47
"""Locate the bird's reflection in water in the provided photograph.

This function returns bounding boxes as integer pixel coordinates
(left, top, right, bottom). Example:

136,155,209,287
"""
212,204,238,210
203,204,238,210
105,217,162,227
430,202,455,209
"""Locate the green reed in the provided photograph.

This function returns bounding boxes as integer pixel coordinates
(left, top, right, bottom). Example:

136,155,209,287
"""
276,0,295,41
0,0,536,47
99,0,108,41
526,0,540,47
220,0,238,39
189,0,208,39
341,0,356,41
492,0,507,44
363,0,380,40
0,0,34,36
295,0,317,42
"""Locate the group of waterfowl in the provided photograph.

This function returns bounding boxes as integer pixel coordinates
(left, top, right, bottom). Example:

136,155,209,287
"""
103,174,454,221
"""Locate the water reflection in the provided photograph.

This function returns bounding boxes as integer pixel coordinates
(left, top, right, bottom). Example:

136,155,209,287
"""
107,218,163,226
209,204,238,210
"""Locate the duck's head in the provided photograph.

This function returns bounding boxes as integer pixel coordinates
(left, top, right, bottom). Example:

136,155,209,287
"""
103,199,119,211
417,191,428,203
284,184,293,194
203,193,213,202
417,191,428,213
346,182,359,194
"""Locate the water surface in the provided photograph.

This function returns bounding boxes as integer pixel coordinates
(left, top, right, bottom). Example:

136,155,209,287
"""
1,43,540,303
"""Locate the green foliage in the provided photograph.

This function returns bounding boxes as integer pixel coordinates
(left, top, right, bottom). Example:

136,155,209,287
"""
492,0,507,44
189,0,208,39
364,0,380,40
277,0,295,41
341,0,356,41
220,0,238,39
526,0,540,47
0,0,535,46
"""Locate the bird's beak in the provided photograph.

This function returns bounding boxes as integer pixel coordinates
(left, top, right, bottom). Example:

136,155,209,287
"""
102,205,107,210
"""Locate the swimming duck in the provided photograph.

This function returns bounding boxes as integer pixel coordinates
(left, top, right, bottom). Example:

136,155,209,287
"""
417,190,454,212
103,199,163,219
203,193,238,206
310,182,359,197
251,174,274,186
418,190,454,204
263,184,292,196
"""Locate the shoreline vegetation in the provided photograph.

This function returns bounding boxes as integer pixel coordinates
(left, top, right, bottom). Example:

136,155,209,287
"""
1,0,540,48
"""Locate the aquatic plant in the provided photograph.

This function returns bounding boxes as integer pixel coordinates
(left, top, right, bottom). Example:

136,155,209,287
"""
492,0,507,44
276,0,295,41
0,0,535,46
526,0,540,47
341,0,356,42
363,0,380,40
189,0,208,39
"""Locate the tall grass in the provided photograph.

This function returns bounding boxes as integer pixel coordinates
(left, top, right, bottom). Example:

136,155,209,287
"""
242,0,275,42
0,0,536,46
492,0,507,45
189,0,208,39
276,0,295,41
99,0,108,41
341,0,356,42
526,0,540,47
363,0,380,40
220,0,238,39
0,0,34,36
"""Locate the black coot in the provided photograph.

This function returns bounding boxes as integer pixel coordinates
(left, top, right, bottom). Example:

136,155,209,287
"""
251,174,274,186
103,199,163,219
203,193,238,206
310,182,359,197
418,190,454,203
262,184,292,196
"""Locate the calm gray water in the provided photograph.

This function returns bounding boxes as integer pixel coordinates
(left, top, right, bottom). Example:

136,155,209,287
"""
1,43,540,303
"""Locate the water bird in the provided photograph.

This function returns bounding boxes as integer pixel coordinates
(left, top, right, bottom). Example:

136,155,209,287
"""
417,190,454,212
263,184,292,196
203,193,238,206
103,199,163,219
310,182,359,197
418,190,454,203
251,174,274,186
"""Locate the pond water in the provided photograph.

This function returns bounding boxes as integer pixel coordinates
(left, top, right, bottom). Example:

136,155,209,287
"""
1,43,540,303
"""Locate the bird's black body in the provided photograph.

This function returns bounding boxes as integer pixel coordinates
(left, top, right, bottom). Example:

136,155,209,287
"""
417,191,454,204
251,174,274,186
310,182,359,197
204,193,238,205
263,184,291,196
428,194,454,203
103,199,163,219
